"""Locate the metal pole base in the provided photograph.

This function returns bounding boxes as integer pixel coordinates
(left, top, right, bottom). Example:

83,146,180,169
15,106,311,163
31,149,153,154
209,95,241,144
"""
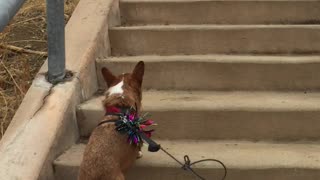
47,71,66,85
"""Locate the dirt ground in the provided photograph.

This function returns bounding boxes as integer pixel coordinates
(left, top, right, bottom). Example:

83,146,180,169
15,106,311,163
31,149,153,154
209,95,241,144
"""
0,0,79,139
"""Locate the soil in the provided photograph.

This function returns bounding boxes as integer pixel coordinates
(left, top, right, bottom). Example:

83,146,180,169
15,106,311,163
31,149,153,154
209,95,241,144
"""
0,0,79,139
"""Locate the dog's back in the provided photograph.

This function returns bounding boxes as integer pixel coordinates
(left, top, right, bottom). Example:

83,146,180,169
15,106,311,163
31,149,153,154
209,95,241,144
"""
78,121,139,180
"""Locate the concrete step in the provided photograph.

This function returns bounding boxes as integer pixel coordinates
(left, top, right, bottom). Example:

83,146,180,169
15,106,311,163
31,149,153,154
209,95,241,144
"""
97,55,320,91
76,90,320,141
120,0,320,25
53,140,320,180
109,25,320,56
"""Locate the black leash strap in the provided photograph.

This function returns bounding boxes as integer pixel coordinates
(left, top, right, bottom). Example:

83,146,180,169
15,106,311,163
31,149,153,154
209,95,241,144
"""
97,119,118,126
139,133,227,180
158,146,227,180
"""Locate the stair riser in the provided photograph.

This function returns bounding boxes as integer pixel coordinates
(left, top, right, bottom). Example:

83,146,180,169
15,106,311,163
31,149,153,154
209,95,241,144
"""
97,59,320,90
77,106,320,141
109,26,320,55
121,1,320,25
54,164,320,180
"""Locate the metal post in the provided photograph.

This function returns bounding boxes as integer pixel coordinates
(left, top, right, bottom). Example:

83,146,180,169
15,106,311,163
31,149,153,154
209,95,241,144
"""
0,0,26,31
46,0,66,84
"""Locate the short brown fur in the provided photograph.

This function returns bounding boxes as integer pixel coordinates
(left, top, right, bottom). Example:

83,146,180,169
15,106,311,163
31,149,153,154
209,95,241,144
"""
78,61,145,180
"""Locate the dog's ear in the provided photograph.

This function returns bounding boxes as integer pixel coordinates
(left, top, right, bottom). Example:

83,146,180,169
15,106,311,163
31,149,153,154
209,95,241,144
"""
101,67,116,87
132,61,145,86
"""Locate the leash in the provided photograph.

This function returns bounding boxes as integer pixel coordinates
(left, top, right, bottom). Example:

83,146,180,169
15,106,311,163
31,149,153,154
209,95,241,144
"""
139,132,227,180
99,107,227,180
160,147,227,180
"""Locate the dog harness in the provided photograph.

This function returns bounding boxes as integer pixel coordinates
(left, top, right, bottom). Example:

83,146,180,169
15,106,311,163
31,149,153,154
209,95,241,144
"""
98,106,161,152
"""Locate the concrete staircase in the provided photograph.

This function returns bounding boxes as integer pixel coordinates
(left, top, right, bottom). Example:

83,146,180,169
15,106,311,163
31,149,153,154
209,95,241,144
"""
53,0,320,179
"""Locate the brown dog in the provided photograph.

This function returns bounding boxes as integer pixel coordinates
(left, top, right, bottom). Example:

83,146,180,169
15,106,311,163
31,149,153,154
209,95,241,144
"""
78,61,145,180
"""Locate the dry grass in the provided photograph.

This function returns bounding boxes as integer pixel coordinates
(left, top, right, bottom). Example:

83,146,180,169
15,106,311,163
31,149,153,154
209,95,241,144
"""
0,0,79,139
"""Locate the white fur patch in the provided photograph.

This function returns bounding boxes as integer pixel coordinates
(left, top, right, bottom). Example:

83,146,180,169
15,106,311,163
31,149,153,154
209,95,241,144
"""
107,80,124,95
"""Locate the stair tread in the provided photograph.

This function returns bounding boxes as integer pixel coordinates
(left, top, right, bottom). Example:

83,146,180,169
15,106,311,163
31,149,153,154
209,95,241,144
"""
110,24,320,30
120,0,320,27
121,0,320,2
81,90,320,112
109,24,320,55
54,140,320,169
103,54,320,63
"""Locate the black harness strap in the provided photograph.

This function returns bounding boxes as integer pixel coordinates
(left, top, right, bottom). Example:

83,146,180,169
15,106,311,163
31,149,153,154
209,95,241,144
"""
97,119,118,127
97,106,133,127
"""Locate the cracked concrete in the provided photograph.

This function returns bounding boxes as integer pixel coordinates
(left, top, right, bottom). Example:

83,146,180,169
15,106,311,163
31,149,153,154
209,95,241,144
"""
31,71,77,118
31,76,54,118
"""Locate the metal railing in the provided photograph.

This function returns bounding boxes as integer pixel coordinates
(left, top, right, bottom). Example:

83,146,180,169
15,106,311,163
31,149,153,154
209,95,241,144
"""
0,0,26,31
0,0,66,84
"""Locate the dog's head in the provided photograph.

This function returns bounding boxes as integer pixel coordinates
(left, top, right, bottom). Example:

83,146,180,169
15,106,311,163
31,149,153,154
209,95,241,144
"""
101,61,145,112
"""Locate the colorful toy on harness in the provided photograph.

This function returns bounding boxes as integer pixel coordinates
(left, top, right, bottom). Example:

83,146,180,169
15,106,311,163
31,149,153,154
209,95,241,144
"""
103,106,158,149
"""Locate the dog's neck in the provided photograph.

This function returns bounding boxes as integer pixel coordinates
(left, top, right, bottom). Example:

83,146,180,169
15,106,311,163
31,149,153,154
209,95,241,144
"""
103,94,140,114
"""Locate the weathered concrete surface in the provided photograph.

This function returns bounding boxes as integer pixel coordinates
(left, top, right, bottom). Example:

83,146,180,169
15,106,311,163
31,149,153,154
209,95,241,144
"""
109,25,320,56
97,55,320,91
0,0,120,179
77,91,320,141
120,0,320,25
54,141,320,180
